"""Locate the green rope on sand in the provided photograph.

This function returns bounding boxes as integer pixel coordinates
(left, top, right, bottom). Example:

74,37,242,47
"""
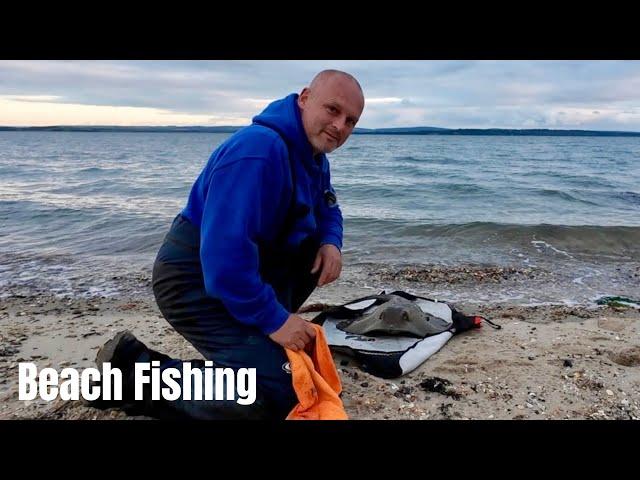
596,296,640,308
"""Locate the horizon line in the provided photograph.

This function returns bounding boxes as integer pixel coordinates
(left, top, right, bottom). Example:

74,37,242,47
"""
2,125,640,134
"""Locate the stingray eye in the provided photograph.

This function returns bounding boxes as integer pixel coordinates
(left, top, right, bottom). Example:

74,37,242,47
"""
402,312,409,321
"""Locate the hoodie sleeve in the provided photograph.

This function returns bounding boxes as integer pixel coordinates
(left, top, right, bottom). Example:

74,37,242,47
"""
315,163,344,251
199,150,291,335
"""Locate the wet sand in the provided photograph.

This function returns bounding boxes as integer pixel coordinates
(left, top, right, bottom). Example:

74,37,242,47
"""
1,266,639,420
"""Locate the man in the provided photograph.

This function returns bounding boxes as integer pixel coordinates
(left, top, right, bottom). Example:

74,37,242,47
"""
91,70,365,419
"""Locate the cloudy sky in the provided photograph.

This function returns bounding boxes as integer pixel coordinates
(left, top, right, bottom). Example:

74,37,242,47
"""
1,60,640,130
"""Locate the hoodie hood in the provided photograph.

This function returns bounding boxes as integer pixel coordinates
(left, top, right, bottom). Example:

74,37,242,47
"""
252,93,318,169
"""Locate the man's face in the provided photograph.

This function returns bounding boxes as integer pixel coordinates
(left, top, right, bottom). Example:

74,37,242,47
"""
297,76,365,155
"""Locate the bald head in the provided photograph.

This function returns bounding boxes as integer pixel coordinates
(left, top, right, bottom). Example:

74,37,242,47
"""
297,70,365,155
309,70,364,98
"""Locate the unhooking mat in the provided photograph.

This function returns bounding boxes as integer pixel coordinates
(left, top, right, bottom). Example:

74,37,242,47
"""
311,290,500,379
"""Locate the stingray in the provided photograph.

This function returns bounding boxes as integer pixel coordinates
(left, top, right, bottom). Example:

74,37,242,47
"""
337,295,452,338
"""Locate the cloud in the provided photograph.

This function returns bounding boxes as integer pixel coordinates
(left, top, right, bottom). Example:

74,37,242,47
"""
1,60,640,130
0,96,250,127
366,97,404,105
2,95,64,102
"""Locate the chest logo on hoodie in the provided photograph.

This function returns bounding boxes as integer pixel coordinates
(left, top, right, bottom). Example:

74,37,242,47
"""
324,189,338,208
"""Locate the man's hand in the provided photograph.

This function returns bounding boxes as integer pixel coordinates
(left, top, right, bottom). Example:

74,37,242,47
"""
268,314,317,351
311,244,342,287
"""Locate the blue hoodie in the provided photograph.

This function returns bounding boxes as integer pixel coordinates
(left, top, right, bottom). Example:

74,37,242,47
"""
181,93,343,335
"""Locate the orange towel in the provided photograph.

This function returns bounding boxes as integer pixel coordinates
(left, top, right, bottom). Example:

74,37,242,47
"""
285,324,348,420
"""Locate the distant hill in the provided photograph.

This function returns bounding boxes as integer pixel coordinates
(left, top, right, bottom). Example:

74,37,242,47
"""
354,126,450,134
0,125,241,133
355,127,640,136
415,128,640,137
1,125,640,136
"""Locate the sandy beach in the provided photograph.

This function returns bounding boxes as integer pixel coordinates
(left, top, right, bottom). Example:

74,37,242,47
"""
1,264,639,421
3,61,640,423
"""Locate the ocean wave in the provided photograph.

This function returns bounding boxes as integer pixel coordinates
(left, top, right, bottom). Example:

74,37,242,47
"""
345,219,640,257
